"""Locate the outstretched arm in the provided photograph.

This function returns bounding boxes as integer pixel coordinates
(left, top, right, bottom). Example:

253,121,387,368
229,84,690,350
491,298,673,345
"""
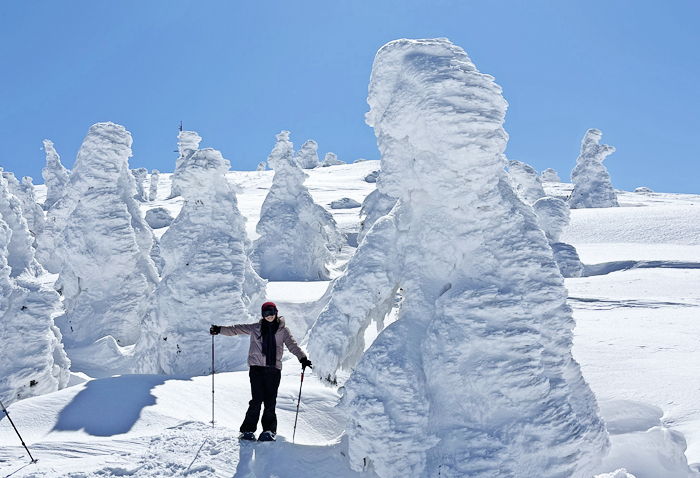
218,323,256,336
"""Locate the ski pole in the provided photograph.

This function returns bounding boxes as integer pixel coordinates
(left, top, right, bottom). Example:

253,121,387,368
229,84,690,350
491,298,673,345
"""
292,367,306,444
211,334,215,428
0,397,37,463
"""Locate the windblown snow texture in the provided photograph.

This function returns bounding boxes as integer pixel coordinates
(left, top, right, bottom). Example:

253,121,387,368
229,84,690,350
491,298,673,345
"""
2,173,45,245
132,167,148,202
295,139,320,169
0,212,69,407
169,131,202,198
134,141,266,375
569,129,619,209
533,197,584,278
149,169,160,201
41,139,70,210
0,173,42,277
308,38,608,478
321,152,345,167
50,122,159,353
251,131,344,281
541,168,561,183
357,189,397,245
508,159,546,205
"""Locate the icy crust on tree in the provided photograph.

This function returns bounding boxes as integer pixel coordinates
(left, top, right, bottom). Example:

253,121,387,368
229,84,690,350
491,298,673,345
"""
168,131,202,198
2,172,45,245
134,145,266,375
541,168,561,182
295,139,320,169
0,174,42,277
49,122,159,351
308,38,608,478
251,131,344,281
149,169,160,201
357,189,397,244
41,139,70,210
507,159,546,205
569,129,619,209
0,218,70,407
533,197,584,278
321,152,345,167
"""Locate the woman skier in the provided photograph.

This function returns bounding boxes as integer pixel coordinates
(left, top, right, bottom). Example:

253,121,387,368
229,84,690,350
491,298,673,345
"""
210,302,312,441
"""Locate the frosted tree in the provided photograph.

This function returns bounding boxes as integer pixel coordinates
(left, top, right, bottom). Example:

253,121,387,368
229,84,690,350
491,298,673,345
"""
507,159,546,205
134,144,266,375
321,152,345,167
569,129,618,208
149,169,160,201
2,172,45,245
169,131,202,198
0,207,70,406
132,167,148,202
307,39,608,478
250,131,344,281
41,139,70,210
533,197,584,278
541,168,561,182
50,122,159,355
0,173,42,277
295,139,320,169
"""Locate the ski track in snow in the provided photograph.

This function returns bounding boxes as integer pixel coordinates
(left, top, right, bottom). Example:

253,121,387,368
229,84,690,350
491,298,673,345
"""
0,164,699,477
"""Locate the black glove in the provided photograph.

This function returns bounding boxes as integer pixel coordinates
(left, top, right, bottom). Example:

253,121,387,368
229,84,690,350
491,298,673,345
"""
210,325,221,335
300,357,313,370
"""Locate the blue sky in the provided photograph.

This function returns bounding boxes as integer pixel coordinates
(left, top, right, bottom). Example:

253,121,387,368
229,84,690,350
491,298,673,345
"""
1,1,698,194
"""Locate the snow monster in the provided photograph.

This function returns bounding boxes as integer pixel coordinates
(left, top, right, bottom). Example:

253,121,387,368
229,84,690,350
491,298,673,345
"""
308,39,609,478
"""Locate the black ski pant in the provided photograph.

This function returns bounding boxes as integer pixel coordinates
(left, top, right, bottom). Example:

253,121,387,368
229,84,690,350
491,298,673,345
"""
240,366,281,434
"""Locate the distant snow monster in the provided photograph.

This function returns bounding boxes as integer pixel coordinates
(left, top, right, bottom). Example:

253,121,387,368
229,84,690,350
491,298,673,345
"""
308,39,609,478
134,141,266,375
168,130,202,198
41,139,70,210
507,159,546,205
541,168,561,182
250,131,344,281
321,152,345,167
132,167,148,202
51,122,159,353
295,139,320,169
149,169,160,201
533,197,584,278
1,171,45,252
0,172,42,277
568,129,618,208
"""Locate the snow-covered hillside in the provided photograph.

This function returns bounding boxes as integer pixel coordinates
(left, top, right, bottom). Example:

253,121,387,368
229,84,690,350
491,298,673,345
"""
1,160,699,477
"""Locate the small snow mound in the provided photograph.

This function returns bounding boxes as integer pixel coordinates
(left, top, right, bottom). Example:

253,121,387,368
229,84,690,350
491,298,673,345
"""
364,170,380,183
321,152,345,167
598,400,663,435
330,198,361,209
354,158,367,163
541,168,561,182
145,208,175,229
595,470,636,478
634,187,654,193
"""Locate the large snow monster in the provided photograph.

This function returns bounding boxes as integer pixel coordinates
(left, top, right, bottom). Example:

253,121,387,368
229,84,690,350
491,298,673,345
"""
308,38,609,478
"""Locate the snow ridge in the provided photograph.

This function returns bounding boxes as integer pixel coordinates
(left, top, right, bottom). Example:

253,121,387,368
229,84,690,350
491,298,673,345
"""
308,38,608,478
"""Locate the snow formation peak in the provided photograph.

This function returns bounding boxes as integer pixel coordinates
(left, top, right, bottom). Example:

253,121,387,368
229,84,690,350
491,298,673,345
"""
251,131,343,281
42,139,70,210
569,129,619,209
308,38,608,478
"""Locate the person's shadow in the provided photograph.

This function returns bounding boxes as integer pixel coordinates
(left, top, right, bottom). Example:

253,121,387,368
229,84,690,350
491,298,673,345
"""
232,440,256,478
53,375,187,436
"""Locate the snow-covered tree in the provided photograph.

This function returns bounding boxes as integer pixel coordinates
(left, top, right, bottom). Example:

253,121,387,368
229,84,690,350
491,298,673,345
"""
0,190,70,406
321,152,345,167
134,144,266,375
295,139,320,169
308,38,608,478
169,131,202,198
2,172,45,246
541,168,561,182
41,139,70,210
533,197,584,278
507,159,546,205
132,167,148,202
569,129,618,209
256,161,266,171
149,169,160,201
250,131,344,281
50,122,159,353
